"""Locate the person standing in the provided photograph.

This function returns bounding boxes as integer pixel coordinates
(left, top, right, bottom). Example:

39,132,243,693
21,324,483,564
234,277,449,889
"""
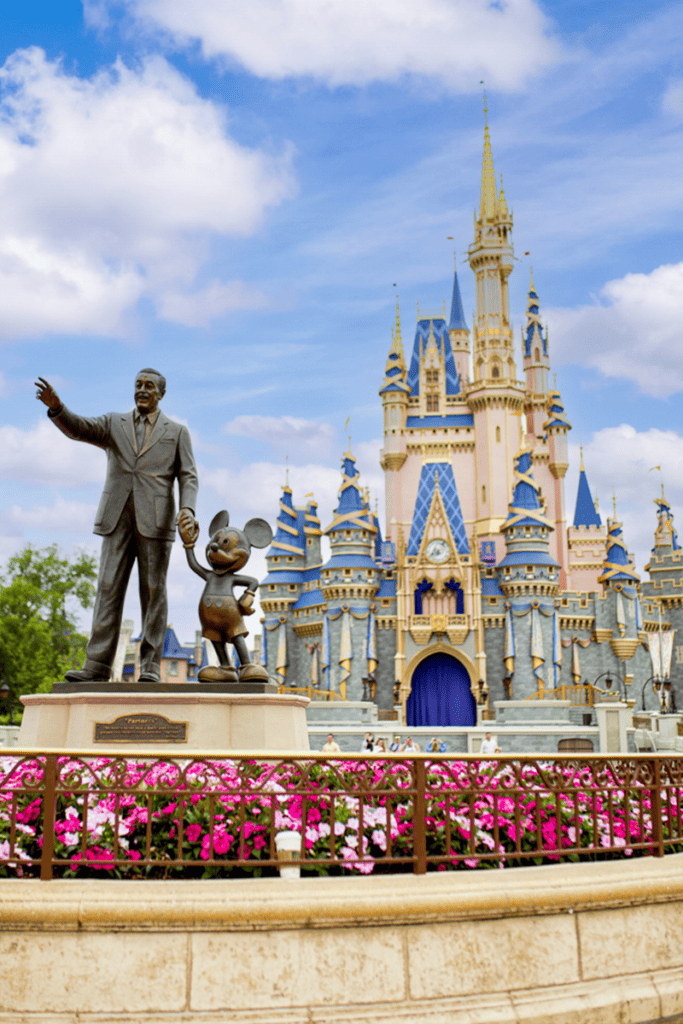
35,370,198,684
322,734,341,753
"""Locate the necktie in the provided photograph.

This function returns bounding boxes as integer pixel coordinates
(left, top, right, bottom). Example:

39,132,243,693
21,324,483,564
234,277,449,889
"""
135,415,147,451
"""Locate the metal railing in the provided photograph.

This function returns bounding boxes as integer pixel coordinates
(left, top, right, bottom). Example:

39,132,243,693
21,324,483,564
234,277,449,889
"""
276,685,347,701
0,751,681,880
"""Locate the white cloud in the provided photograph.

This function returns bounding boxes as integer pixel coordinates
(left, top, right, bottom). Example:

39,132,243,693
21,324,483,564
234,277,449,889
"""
662,79,683,117
156,280,270,327
0,419,106,486
0,496,97,534
547,263,683,397
567,425,683,576
91,0,560,91
223,414,339,461
0,47,295,337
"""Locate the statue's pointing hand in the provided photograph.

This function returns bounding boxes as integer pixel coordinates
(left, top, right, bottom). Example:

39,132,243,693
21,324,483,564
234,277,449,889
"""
35,377,61,411
177,508,199,548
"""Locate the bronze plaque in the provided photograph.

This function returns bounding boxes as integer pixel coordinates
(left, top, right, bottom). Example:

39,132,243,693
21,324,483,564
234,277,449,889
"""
94,713,188,743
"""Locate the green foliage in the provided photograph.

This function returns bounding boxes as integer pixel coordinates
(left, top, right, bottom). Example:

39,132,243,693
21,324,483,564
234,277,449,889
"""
0,545,97,709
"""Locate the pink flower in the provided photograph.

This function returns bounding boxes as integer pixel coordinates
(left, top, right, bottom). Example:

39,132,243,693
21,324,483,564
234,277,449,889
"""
185,823,202,843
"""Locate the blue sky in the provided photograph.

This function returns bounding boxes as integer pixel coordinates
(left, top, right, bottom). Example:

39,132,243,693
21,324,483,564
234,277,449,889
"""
2,0,683,643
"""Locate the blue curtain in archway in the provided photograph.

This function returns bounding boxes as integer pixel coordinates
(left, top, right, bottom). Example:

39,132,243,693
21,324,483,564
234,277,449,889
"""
406,652,476,727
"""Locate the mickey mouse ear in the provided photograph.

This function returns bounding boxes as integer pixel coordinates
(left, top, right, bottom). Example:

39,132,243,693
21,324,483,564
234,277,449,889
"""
244,518,273,548
208,510,230,536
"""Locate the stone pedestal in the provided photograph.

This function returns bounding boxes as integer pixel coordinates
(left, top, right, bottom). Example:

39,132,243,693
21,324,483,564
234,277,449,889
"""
18,691,310,752
594,702,633,753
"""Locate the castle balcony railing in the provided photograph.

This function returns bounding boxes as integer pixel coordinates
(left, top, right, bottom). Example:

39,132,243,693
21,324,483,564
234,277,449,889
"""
1,751,680,879
409,614,468,645
276,684,347,702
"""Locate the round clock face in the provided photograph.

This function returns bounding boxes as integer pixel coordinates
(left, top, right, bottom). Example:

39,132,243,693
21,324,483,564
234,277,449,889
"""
426,538,450,564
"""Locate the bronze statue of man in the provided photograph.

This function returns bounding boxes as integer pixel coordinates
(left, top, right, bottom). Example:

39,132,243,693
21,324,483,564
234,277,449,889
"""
35,370,198,684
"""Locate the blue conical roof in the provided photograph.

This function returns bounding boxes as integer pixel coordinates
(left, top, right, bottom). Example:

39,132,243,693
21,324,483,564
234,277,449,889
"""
449,271,468,331
573,469,601,528
267,485,305,557
598,518,639,584
325,452,376,534
406,318,460,397
502,450,553,531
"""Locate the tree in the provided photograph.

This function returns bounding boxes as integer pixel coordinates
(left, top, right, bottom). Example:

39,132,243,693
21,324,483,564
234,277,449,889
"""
0,545,98,713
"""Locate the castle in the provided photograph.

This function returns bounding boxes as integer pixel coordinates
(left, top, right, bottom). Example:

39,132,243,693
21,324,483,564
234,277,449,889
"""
259,115,682,728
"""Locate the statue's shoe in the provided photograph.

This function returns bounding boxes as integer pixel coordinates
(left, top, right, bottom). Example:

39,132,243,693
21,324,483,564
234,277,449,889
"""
238,664,269,682
138,671,161,683
64,669,110,683
198,666,238,682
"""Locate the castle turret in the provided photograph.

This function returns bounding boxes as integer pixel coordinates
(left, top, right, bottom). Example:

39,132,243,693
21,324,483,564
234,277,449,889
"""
598,509,639,589
380,300,410,526
448,266,470,387
497,449,559,599
522,274,550,437
543,387,571,585
566,452,605,592
321,450,381,699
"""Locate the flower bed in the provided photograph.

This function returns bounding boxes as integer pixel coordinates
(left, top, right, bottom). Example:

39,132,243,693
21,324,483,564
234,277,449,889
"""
1,753,682,878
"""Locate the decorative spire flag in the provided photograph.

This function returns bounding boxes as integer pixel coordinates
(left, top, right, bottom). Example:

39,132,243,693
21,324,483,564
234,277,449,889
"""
531,607,544,684
276,622,287,684
339,610,353,689
366,612,377,676
504,608,515,675
322,615,331,691
553,609,562,688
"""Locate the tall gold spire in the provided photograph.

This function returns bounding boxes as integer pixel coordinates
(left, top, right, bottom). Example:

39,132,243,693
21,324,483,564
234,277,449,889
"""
479,94,498,221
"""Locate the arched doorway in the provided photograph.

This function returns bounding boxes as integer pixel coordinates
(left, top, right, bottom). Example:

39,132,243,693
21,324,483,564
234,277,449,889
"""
406,652,476,727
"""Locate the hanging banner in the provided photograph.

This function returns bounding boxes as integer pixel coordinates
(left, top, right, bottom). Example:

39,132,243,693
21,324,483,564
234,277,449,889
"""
261,621,267,667
276,622,287,684
367,612,377,676
553,610,562,688
504,608,515,676
649,632,661,680
339,610,353,689
531,606,544,683
662,630,675,677
571,638,581,684
616,590,626,636
311,645,319,686
322,615,331,691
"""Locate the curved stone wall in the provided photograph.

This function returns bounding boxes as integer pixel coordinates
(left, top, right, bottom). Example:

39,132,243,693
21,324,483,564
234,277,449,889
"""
1,854,682,1022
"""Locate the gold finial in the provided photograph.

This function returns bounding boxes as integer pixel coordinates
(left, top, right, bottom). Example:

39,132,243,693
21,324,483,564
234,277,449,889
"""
553,372,557,390
594,491,599,514
285,454,289,487
529,265,535,292
612,490,617,519
344,416,351,455
579,445,584,471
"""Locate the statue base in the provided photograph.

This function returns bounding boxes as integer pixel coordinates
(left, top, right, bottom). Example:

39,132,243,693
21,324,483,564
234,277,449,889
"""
18,690,310,753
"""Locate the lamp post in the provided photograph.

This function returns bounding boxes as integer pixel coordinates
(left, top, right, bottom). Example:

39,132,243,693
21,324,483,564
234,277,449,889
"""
640,674,670,712
594,670,627,702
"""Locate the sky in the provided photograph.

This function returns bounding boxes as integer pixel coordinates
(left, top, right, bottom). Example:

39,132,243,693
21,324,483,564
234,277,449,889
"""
2,0,683,646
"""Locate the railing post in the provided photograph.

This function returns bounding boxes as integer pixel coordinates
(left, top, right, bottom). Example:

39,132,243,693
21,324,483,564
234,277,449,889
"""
40,754,58,881
413,758,427,874
650,757,664,857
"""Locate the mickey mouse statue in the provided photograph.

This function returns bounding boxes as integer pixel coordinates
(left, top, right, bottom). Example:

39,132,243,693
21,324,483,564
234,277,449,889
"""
179,510,273,683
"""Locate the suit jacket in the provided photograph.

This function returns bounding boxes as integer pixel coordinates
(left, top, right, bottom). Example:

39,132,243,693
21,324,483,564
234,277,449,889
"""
49,405,198,542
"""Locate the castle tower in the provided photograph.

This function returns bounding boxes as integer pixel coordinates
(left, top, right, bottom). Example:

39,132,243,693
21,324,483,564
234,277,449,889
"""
522,274,550,438
642,492,683,709
497,449,560,698
543,387,571,584
497,449,560,600
320,450,380,699
260,484,308,683
379,299,411,530
566,452,605,592
448,267,470,387
466,110,525,551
